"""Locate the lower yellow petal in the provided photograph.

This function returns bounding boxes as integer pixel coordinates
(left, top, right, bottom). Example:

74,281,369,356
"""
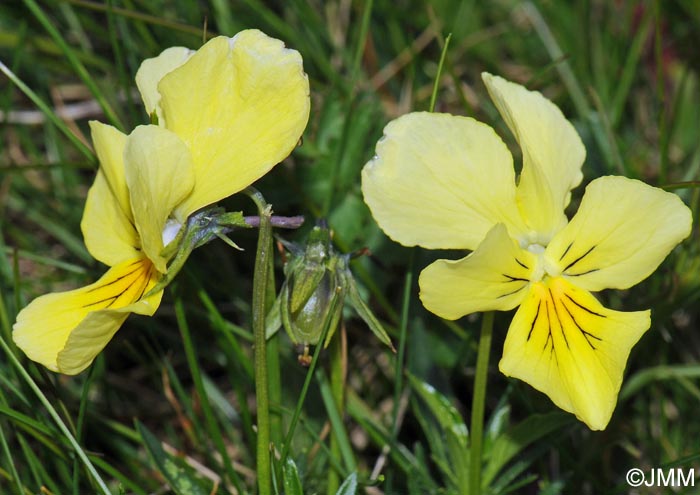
418,224,535,319
499,277,649,430
13,257,162,374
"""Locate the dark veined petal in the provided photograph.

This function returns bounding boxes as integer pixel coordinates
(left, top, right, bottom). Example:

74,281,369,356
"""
499,276,649,430
419,224,535,320
545,176,692,291
13,257,162,374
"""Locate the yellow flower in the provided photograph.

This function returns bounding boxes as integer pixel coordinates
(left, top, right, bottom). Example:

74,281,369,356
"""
13,30,310,375
361,73,692,430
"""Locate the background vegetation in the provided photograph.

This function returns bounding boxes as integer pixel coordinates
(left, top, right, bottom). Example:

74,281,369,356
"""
1,0,700,494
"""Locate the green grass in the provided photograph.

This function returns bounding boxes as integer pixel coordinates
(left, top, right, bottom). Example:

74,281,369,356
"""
2,0,700,494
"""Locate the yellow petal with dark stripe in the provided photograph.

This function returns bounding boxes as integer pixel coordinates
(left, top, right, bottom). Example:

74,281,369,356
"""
499,277,649,430
545,176,693,291
13,257,162,374
418,224,535,319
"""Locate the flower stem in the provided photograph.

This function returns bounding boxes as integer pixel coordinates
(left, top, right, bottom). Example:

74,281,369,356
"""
469,311,494,495
248,188,274,495
327,325,347,495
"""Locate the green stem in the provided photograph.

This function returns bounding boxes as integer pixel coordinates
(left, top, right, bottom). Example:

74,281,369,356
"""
468,312,494,495
327,327,346,495
249,188,274,495
266,233,282,455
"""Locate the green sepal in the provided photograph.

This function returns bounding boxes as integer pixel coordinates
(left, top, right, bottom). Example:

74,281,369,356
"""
289,261,328,314
343,265,394,351
265,288,283,340
145,208,249,297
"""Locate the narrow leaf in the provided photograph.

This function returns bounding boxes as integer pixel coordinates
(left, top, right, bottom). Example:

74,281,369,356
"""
135,420,209,495
335,472,358,495
283,457,304,495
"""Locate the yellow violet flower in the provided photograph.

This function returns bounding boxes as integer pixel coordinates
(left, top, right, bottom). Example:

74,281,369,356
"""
361,73,692,430
13,30,310,375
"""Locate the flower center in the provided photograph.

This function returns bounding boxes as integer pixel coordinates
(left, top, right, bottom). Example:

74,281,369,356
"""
524,242,561,283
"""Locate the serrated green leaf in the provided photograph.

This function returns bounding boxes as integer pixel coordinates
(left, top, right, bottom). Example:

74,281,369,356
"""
283,457,304,495
135,420,209,495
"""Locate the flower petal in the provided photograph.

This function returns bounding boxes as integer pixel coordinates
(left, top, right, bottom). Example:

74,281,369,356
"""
482,73,585,241
545,176,692,291
157,31,310,216
124,125,195,273
135,46,193,120
88,121,132,222
13,257,162,374
419,224,535,319
362,112,525,250
499,277,649,430
82,171,140,266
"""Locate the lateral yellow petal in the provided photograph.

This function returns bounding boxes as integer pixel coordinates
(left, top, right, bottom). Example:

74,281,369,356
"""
499,277,649,430
158,31,310,216
362,112,525,250
135,46,193,121
482,73,585,242
418,224,535,319
12,257,162,374
89,121,132,222
81,170,140,266
124,125,195,273
544,176,692,291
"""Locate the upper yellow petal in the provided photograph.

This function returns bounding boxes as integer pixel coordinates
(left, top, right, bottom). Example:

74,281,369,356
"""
544,176,692,291
419,224,535,319
124,125,195,273
362,112,525,250
13,257,162,374
499,277,649,430
157,31,310,216
135,46,193,121
482,73,585,242
81,170,140,266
